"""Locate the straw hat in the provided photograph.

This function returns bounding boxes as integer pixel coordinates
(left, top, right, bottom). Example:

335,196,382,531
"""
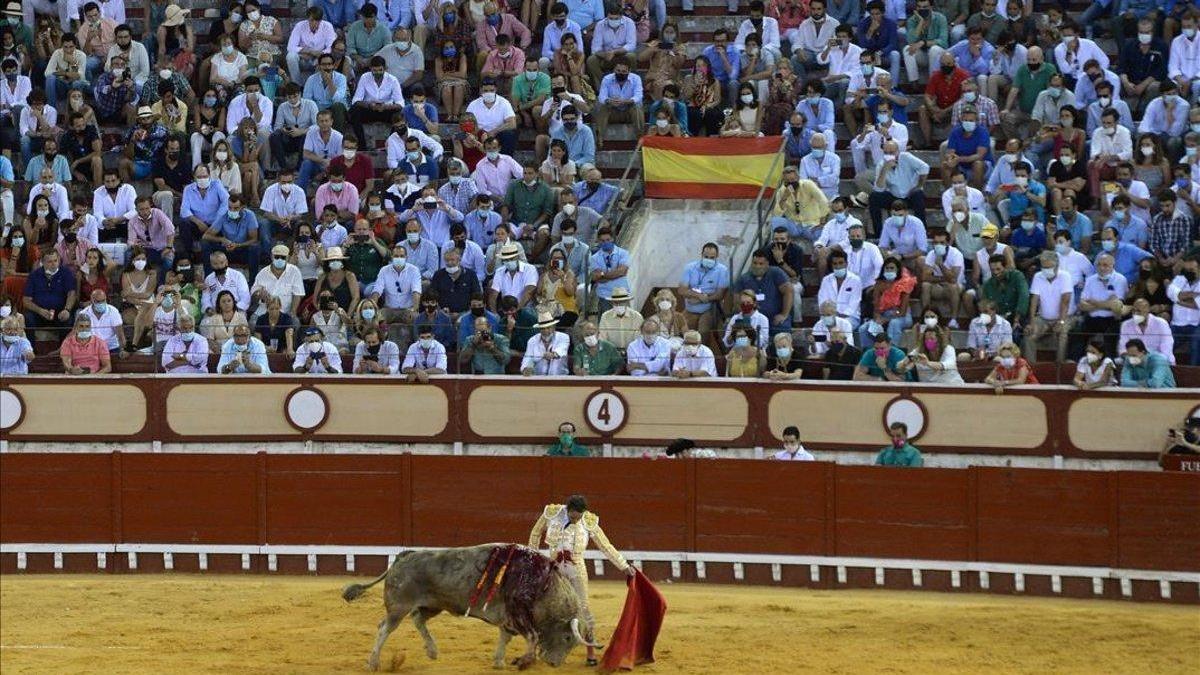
2,2,22,17
162,4,190,26
321,246,349,261
135,105,156,118
533,312,559,329
609,288,632,303
498,242,522,260
270,244,290,257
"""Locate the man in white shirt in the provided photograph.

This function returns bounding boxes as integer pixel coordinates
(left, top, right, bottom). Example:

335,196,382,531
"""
1075,253,1127,358
771,426,816,460
671,330,717,378
78,289,126,354
225,76,274,169
811,302,856,355
921,228,965,327
849,98,909,177
1052,230,1094,292
845,223,884,291
817,23,862,105
489,243,538,309
1170,14,1200,100
466,77,518,155
353,328,402,374
940,171,985,219
722,290,771,349
625,319,672,376
735,1,783,62
293,326,344,373
161,314,210,374
1166,256,1200,366
371,244,423,324
817,249,863,328
1052,22,1109,83
798,133,841,200
1025,251,1076,362
813,198,859,275
520,313,570,375
92,169,136,235
286,7,336,85
201,251,251,312
385,116,443,169
1088,110,1133,197
401,324,447,382
1118,297,1175,365
251,244,306,319
350,56,405,146
259,168,309,239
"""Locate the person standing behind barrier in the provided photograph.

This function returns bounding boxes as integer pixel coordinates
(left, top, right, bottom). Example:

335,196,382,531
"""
546,421,591,456
772,426,815,460
677,243,729,350
875,422,923,467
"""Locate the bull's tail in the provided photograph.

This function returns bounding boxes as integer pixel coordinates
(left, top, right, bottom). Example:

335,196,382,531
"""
342,570,388,602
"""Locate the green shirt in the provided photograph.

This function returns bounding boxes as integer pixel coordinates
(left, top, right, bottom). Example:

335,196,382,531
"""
345,20,392,59
504,180,555,228
856,345,910,380
461,332,511,374
547,441,592,457
503,306,539,351
875,444,924,467
511,72,551,108
346,243,386,284
573,339,622,376
179,283,202,323
906,11,949,48
1013,63,1057,114
981,268,1030,318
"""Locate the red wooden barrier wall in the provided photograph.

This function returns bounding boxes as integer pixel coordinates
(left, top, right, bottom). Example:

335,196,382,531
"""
2,454,1197,573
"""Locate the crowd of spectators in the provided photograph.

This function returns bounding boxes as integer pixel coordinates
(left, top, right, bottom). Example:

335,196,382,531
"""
0,0,1197,391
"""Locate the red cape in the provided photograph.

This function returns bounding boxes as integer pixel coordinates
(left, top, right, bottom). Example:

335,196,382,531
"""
600,570,667,672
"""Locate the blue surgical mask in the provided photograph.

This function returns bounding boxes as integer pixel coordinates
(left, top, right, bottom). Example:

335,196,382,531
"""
1055,242,1070,255
92,302,107,314
227,209,241,219
600,241,615,252
933,244,947,256
272,258,286,270
811,148,825,160
361,308,376,320
834,211,847,222
776,347,792,359
877,113,890,124
883,270,897,281
162,295,175,310
204,96,217,107
833,267,847,279
180,331,196,341
1101,240,1115,252
961,121,976,133
77,330,92,339
392,257,406,268
700,257,716,269
734,336,751,348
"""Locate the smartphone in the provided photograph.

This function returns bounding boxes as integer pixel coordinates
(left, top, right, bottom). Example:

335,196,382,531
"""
813,334,827,343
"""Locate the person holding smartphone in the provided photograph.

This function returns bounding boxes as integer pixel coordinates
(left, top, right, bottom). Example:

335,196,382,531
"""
293,325,342,373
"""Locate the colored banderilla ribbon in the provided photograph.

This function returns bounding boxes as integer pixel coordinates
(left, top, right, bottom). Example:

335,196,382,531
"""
464,546,500,617
481,546,518,612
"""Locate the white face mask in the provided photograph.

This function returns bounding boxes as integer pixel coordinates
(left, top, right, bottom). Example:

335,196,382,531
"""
482,92,497,104
247,9,261,21
953,211,966,222
1132,313,1146,324
344,150,357,160
999,356,1016,368
195,177,211,189
740,94,754,104
614,306,627,316
923,317,937,328
583,334,598,347
215,150,228,162
562,203,576,215
978,313,992,326
658,300,672,311
133,259,147,271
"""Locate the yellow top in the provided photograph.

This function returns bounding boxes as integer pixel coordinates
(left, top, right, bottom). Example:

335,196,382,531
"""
527,504,629,572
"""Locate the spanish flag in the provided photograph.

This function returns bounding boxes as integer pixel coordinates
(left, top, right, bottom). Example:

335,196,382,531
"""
641,136,786,199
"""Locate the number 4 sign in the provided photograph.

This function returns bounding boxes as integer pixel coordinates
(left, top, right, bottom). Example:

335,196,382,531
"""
583,390,628,435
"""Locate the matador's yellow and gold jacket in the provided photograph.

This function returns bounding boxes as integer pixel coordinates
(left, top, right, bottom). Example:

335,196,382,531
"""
528,504,629,592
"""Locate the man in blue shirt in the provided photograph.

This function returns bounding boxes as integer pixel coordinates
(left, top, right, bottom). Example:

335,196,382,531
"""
1098,227,1154,279
456,294,499,348
303,53,349,130
593,63,642,151
588,226,630,311
853,332,910,381
677,243,730,349
701,28,741,104
734,251,793,333
1103,195,1149,248
562,0,604,30
1139,80,1190,160
585,4,636,89
216,324,271,374
0,315,35,374
401,218,441,280
202,193,260,270
856,1,901,84
550,105,596,165
866,140,930,233
797,80,838,151
1003,162,1046,227
179,165,230,260
574,168,619,215
21,249,77,336
1056,195,1095,254
942,107,992,186
1120,339,1176,388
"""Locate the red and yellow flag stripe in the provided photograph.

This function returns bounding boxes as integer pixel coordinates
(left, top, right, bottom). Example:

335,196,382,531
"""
642,136,785,199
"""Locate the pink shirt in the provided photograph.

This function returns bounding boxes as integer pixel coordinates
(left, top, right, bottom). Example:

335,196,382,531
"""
61,335,111,373
127,207,177,249
471,154,523,198
474,14,533,52
314,181,361,215
481,46,526,76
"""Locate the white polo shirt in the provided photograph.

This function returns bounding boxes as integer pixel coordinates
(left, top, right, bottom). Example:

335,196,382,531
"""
79,304,123,351
1029,270,1076,321
923,245,966,286
490,260,539,300
466,95,516,133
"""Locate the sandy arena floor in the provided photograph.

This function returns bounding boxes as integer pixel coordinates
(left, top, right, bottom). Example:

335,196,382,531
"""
1,575,1196,674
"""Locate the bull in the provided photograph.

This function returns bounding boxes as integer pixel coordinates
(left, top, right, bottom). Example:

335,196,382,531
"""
341,544,602,671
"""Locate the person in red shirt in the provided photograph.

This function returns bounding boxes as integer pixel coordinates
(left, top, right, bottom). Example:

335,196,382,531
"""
327,136,378,199
59,314,112,375
916,51,968,150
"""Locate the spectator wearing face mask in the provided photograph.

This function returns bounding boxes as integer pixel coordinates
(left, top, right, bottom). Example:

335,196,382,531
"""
671,329,717,379
625,318,671,377
571,319,620,376
1166,253,1200,365
677,243,729,349
597,288,641,350
875,422,923,467
963,298,1012,362
293,325,343,373
854,332,908,381
771,426,815,460
1118,297,1175,365
1025,250,1077,362
401,323,447,381
1120,338,1176,388
59,313,111,375
547,421,591,456
161,313,210,373
352,326,401,375
0,315,34,375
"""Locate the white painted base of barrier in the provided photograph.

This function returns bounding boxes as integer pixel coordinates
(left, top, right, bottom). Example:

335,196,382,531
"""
2,543,1196,602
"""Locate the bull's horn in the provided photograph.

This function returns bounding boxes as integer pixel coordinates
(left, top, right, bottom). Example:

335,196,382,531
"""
570,618,604,649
